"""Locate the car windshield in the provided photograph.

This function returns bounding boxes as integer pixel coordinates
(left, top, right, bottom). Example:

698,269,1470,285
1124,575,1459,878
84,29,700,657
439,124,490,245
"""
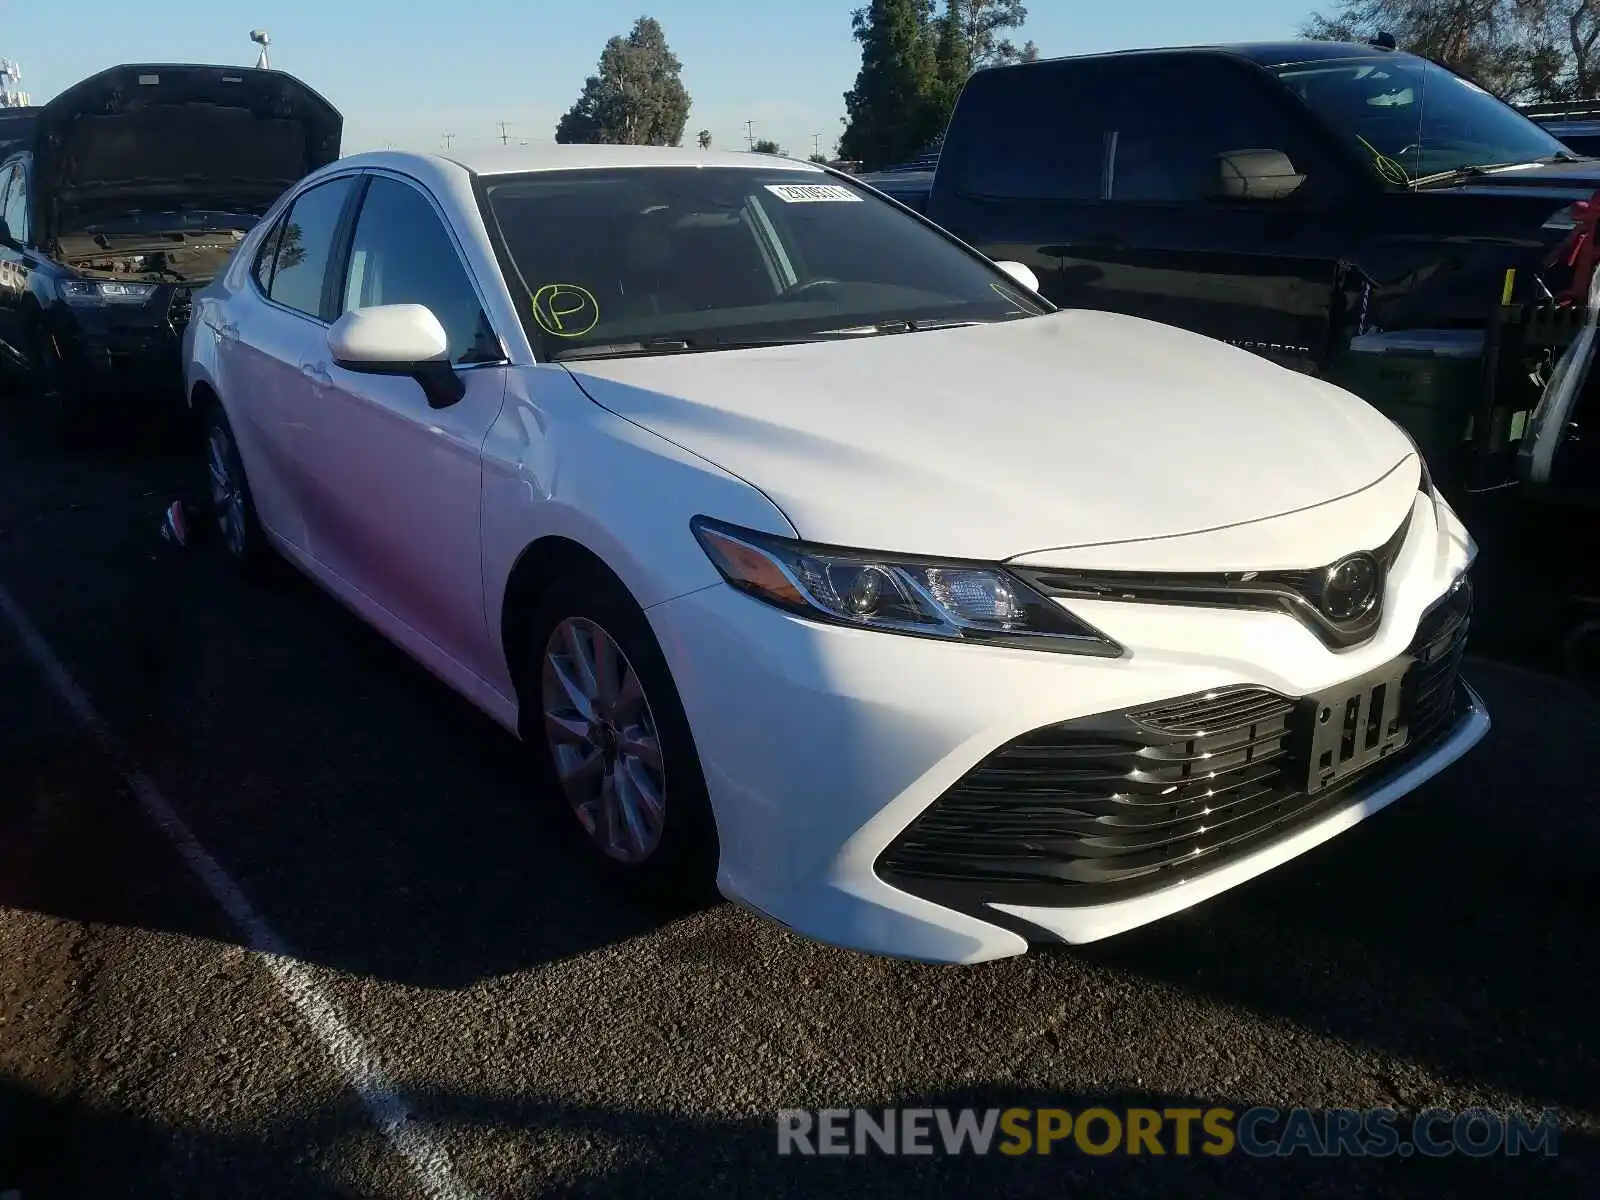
478,166,1047,360
1270,55,1569,185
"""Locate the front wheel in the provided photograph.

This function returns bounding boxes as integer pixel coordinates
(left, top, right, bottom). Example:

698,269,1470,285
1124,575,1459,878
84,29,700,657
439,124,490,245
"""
526,570,717,900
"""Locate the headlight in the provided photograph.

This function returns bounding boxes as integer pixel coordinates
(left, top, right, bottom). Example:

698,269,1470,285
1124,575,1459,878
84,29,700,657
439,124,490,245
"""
59,280,158,306
690,516,1123,656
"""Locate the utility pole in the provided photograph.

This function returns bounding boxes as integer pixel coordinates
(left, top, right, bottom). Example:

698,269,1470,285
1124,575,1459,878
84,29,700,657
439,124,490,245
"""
813,132,823,158
442,132,455,150
498,121,511,146
744,120,755,150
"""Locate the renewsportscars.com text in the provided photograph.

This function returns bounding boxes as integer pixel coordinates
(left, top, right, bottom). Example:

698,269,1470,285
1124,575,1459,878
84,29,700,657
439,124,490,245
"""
776,1106,1562,1158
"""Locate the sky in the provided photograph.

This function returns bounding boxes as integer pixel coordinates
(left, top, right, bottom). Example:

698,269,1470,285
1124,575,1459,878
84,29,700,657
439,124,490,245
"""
6,1,1314,159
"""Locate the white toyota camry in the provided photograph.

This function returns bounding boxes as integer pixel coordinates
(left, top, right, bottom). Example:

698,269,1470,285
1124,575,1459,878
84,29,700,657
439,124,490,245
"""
183,145,1488,964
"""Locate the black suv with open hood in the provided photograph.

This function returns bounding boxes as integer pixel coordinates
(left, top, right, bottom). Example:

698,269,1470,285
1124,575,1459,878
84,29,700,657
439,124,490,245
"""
0,63,341,442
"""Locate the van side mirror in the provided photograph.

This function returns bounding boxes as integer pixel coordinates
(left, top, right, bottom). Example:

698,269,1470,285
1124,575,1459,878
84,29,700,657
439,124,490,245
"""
1211,149,1307,201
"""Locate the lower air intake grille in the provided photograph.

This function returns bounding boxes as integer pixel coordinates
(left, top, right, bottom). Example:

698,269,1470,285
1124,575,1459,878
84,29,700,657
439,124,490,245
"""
876,573,1474,909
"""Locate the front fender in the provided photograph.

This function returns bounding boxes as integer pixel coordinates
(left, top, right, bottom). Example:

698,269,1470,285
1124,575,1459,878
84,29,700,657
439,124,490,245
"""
479,366,797,695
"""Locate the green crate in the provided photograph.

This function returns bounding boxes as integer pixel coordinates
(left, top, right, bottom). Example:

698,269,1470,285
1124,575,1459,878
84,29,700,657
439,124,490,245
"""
1325,329,1484,486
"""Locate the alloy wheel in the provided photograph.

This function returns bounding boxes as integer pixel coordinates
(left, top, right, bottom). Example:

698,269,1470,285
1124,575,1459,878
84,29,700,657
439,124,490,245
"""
207,423,247,559
541,616,667,863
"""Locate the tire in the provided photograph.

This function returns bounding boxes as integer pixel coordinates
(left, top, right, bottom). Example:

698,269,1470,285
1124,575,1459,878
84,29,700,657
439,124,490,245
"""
30,325,88,449
524,568,718,902
201,401,267,571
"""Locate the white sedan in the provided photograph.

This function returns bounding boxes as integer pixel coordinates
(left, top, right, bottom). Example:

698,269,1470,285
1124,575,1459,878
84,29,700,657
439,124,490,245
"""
182,145,1488,964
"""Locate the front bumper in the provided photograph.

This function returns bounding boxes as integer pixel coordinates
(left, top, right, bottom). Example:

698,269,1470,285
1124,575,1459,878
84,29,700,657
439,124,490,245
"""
647,491,1487,964
49,283,195,398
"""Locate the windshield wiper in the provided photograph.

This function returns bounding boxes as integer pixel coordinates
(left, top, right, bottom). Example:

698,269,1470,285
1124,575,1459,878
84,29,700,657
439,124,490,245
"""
549,320,989,361
1410,158,1571,188
548,339,693,361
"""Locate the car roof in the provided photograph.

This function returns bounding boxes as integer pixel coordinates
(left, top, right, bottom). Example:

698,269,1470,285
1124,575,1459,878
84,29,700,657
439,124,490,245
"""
336,144,831,180
975,39,1415,76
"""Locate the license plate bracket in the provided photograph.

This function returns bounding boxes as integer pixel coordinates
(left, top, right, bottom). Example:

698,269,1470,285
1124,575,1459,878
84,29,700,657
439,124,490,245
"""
1304,659,1413,795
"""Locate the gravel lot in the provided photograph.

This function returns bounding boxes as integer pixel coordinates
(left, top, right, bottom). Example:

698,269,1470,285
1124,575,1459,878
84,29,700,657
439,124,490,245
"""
0,394,1596,1198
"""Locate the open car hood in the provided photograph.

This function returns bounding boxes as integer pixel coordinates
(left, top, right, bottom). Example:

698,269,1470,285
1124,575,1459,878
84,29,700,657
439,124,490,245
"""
34,63,342,241
0,107,38,161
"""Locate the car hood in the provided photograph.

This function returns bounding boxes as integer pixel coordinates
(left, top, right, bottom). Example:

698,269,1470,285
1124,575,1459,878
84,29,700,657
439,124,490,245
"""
34,63,342,242
561,310,1415,563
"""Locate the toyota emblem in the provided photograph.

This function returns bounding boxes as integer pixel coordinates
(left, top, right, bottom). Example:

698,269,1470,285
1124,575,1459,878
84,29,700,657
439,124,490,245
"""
1320,553,1381,622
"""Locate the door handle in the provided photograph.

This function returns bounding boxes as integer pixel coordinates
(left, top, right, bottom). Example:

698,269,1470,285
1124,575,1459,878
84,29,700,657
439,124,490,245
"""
299,360,332,385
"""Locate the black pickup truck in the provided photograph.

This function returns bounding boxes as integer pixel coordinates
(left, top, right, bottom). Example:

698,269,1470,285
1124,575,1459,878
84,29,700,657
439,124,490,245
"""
860,41,1600,496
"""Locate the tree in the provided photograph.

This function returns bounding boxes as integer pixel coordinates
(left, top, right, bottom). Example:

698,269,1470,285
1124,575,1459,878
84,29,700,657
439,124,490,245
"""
751,138,783,154
697,129,712,148
1300,0,1594,101
841,0,1033,167
809,153,830,163
839,0,942,168
555,16,692,145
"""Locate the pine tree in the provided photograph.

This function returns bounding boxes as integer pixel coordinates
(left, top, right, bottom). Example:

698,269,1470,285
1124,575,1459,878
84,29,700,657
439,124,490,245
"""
838,0,941,169
555,17,692,146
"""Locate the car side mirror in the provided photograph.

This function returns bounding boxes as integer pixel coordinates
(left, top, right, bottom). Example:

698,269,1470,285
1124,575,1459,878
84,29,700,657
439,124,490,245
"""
993,260,1041,293
328,304,465,410
1210,149,1307,201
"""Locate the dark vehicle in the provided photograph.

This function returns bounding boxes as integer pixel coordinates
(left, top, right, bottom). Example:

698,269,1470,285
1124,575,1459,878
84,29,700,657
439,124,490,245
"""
1522,100,1600,157
0,63,341,442
858,41,1600,501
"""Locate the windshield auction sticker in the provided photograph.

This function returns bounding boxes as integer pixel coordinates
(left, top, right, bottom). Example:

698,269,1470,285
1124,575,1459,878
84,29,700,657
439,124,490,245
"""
531,283,600,337
764,183,862,204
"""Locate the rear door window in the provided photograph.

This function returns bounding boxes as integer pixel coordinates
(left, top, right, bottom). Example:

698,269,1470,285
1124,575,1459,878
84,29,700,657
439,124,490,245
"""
950,65,1104,201
265,175,359,320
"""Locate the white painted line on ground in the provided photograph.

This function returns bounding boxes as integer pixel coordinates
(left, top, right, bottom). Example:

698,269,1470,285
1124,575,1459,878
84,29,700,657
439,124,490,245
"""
0,583,478,1200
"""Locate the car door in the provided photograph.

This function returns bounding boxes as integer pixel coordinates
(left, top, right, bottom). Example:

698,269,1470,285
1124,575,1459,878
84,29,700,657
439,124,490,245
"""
1022,55,1353,374
303,171,510,680
221,172,363,552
